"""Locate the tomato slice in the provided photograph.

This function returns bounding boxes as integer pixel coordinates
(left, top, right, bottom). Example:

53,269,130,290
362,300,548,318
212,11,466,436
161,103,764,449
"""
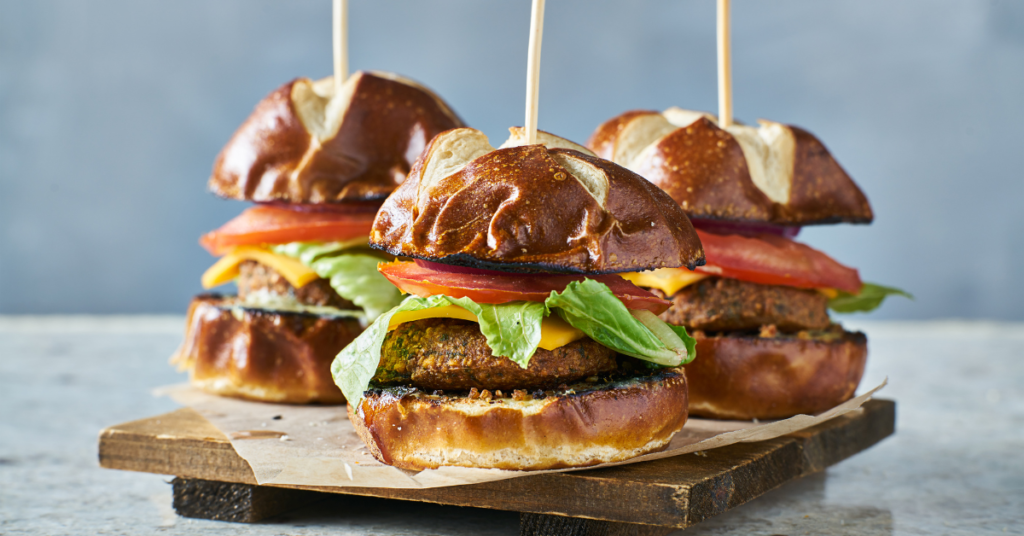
694,229,862,293
379,260,671,314
200,205,377,255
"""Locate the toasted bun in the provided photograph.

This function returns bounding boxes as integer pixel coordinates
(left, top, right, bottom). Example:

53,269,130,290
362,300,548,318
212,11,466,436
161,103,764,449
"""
209,71,463,203
587,109,873,225
171,295,364,404
348,370,689,470
369,128,705,273
684,330,867,420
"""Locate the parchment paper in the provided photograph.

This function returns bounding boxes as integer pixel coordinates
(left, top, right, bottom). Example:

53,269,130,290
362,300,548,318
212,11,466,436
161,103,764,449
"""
160,380,886,489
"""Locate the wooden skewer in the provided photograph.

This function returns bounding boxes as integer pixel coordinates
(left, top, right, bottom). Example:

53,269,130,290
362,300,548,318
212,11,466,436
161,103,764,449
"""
716,0,732,128
333,0,349,89
525,0,546,145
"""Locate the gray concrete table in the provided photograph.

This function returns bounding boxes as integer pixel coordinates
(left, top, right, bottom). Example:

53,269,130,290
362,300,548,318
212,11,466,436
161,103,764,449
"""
1,317,1022,535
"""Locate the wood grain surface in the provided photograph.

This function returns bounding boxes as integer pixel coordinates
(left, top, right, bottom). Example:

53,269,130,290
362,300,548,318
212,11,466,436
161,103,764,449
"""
99,399,894,530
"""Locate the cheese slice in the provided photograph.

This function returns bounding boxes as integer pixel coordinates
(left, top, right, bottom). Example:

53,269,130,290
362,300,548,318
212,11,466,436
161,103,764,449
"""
817,288,839,299
201,246,320,289
387,305,586,351
620,267,709,296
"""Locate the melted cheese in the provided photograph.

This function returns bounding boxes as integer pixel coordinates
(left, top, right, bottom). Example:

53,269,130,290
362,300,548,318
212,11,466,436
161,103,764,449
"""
817,288,839,299
201,246,320,289
620,268,709,296
387,305,586,351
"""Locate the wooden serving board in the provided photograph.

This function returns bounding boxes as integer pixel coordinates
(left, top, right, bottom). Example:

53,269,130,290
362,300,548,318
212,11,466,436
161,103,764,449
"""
99,399,894,535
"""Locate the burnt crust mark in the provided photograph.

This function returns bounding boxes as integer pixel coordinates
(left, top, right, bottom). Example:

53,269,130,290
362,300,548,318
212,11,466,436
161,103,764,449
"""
365,366,683,403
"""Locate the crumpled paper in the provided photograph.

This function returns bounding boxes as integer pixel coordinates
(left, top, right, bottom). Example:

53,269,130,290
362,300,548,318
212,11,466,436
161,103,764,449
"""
159,380,885,489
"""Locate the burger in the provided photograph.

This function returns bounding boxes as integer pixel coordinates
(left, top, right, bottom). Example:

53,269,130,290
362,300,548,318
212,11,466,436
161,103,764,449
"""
333,127,706,470
588,108,909,419
171,71,464,404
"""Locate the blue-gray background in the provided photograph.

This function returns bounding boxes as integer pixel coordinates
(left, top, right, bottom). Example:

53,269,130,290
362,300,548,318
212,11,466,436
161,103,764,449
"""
1,0,1022,318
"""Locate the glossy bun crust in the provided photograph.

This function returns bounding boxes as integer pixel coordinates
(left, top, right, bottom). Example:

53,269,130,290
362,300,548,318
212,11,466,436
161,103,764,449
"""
172,295,363,404
588,110,873,226
684,330,867,420
348,369,688,470
209,71,463,203
370,128,705,274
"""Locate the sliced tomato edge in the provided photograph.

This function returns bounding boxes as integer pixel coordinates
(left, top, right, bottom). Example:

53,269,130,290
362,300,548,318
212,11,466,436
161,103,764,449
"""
378,261,670,314
199,208,376,255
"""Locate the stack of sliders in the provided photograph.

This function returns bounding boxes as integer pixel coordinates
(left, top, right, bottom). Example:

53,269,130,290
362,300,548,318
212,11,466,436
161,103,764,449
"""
172,72,463,404
589,109,908,419
333,127,706,470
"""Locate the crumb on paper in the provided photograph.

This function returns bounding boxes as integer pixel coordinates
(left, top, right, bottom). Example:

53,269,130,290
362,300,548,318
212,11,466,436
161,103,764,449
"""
279,435,290,442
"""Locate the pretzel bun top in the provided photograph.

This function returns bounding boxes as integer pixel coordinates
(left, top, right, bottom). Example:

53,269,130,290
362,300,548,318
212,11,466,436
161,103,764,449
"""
587,108,873,226
369,128,705,274
209,71,463,203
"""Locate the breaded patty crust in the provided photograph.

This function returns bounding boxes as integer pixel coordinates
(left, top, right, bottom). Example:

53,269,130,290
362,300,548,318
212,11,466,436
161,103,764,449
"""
236,261,355,309
372,318,619,391
655,277,830,332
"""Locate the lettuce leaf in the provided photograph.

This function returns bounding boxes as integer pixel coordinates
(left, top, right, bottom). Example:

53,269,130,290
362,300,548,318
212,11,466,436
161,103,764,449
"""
828,282,913,314
271,239,367,264
271,242,402,321
444,297,547,368
333,295,451,405
668,324,698,362
332,295,547,403
544,279,695,366
333,278,697,404
308,254,403,321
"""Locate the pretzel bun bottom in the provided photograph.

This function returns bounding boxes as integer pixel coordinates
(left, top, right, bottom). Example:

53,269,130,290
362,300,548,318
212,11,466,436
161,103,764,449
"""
349,370,689,470
685,330,867,420
172,295,363,404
